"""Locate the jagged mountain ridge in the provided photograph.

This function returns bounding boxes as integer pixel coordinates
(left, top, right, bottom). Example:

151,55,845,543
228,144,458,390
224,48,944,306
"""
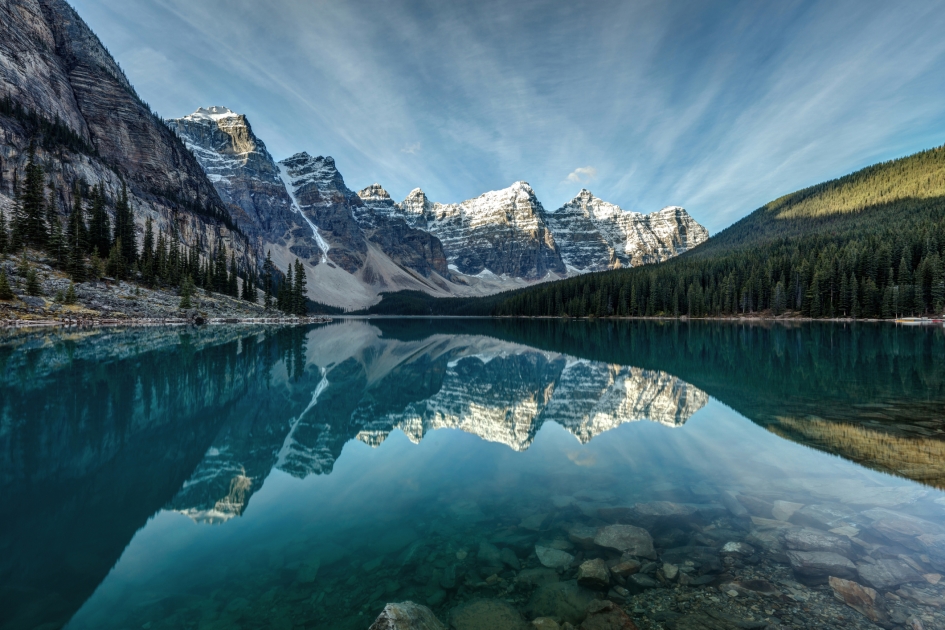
0,2,252,264
169,106,708,308
547,189,710,271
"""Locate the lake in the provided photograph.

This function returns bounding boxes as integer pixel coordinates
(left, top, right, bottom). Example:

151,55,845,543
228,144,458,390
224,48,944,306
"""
1,319,944,630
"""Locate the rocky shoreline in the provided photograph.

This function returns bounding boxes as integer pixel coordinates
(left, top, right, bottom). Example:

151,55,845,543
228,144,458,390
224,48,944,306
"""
0,256,332,328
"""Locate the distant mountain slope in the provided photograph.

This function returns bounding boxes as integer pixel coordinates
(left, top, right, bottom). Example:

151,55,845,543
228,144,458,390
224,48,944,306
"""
490,144,945,319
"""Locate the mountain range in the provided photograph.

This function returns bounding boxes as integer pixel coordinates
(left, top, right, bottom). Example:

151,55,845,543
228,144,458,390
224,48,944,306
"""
167,106,708,309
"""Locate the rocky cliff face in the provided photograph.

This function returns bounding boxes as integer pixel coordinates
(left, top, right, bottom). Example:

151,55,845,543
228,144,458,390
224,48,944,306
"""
356,184,451,279
546,189,709,271
0,0,251,263
165,107,305,249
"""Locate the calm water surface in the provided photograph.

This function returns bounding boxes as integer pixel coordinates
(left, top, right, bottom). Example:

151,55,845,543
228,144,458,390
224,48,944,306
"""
1,319,944,630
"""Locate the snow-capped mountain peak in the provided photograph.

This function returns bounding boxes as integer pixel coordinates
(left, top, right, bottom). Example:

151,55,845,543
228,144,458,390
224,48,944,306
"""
184,106,241,122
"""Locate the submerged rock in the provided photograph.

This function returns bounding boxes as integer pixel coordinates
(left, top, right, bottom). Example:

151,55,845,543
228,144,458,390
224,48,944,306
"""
593,525,655,559
515,567,560,586
370,601,446,630
829,577,890,626
786,550,857,584
535,545,574,570
449,599,529,630
580,600,638,630
576,558,610,590
783,528,853,557
478,541,502,566
857,558,923,590
528,580,596,625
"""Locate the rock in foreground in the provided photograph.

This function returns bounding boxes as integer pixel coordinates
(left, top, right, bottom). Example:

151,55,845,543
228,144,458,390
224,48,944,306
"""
370,602,445,630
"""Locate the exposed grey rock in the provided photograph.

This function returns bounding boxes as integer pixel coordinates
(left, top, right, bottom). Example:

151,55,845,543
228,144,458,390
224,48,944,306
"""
593,525,656,559
786,550,857,584
857,558,923,590
370,601,446,630
576,558,610,590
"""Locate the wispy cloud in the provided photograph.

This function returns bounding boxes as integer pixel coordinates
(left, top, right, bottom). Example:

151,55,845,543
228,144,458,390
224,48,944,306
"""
72,0,945,228
566,166,597,184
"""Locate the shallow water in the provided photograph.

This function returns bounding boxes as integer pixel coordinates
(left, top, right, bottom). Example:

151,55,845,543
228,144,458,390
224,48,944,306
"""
1,319,944,630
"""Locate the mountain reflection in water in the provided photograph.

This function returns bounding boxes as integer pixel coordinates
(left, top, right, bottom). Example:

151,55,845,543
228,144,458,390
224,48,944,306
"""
0,319,942,630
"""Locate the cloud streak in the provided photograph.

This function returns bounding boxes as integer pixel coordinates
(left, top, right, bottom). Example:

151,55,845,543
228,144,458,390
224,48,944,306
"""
566,167,597,184
71,0,945,230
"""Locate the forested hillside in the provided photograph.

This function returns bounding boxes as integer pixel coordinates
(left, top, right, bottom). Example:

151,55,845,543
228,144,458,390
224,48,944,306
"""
492,144,945,318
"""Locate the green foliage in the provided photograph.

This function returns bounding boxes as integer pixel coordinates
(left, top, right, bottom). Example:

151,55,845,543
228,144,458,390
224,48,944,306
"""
292,258,307,315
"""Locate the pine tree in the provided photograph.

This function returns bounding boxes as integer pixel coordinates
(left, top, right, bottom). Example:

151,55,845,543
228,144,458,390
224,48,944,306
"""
65,191,88,282
87,185,110,257
141,216,155,285
278,263,292,313
46,184,66,267
179,274,196,309
114,182,136,265
228,253,238,297
293,258,307,315
15,142,47,249
25,265,41,296
106,239,125,279
63,282,77,304
213,242,228,293
263,250,274,309
0,268,13,299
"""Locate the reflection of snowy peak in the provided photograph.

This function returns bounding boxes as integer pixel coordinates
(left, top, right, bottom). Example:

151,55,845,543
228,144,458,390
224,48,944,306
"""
169,323,709,523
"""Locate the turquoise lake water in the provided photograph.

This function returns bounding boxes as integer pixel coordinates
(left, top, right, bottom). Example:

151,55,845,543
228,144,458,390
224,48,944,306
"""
1,319,944,630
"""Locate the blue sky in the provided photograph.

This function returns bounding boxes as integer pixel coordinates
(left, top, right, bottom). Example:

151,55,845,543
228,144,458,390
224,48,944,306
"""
72,0,945,233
